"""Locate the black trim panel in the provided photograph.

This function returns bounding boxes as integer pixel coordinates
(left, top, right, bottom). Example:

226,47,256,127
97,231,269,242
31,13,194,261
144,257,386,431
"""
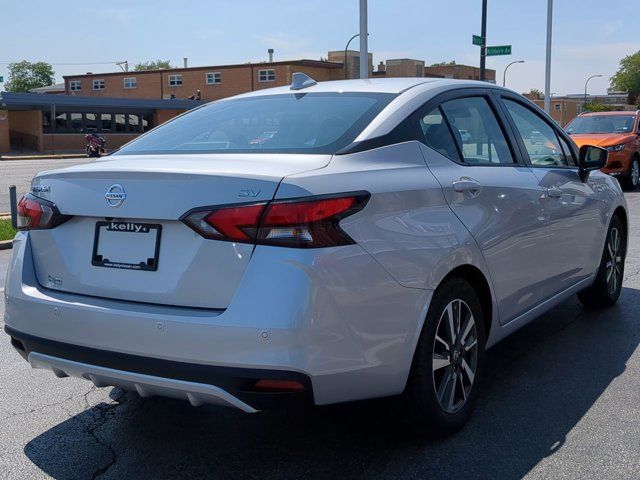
5,326,314,410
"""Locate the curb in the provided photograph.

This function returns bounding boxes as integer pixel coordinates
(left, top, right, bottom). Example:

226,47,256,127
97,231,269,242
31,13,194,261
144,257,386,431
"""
0,240,12,250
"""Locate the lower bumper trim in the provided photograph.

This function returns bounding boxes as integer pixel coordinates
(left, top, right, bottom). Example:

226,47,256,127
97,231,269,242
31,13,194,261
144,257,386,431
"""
5,325,314,411
28,352,259,412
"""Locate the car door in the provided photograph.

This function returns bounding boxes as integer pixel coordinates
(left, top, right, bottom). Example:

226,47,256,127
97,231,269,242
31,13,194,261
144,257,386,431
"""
415,89,550,324
497,94,605,298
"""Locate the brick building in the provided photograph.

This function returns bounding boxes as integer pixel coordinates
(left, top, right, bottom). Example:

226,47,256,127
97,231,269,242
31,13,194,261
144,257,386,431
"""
424,64,496,82
1,52,499,154
64,59,344,102
0,92,200,154
531,99,583,126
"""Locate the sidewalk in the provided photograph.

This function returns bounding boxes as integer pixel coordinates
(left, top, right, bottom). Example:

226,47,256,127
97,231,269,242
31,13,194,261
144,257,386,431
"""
0,153,86,161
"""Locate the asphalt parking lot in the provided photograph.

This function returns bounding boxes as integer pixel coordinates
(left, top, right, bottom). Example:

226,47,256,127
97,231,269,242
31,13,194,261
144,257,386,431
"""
0,158,90,213
0,164,638,479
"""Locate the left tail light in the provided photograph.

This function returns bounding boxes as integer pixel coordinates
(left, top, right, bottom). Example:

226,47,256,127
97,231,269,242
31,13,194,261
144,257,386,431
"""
17,194,71,231
181,192,370,248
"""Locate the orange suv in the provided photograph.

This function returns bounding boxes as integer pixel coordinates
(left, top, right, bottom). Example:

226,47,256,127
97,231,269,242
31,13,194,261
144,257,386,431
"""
566,110,640,189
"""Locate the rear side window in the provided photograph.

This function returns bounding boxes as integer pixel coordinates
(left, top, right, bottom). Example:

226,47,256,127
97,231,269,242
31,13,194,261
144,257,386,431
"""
116,92,396,156
440,97,514,165
419,108,461,162
504,99,575,167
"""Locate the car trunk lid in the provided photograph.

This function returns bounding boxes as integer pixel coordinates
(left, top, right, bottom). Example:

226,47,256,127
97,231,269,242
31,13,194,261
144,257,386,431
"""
27,154,330,308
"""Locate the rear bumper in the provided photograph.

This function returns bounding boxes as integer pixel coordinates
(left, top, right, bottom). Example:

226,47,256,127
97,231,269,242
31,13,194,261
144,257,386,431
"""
4,232,431,408
6,325,312,411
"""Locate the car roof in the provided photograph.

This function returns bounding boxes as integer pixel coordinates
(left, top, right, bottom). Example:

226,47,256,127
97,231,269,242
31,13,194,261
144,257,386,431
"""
230,77,500,98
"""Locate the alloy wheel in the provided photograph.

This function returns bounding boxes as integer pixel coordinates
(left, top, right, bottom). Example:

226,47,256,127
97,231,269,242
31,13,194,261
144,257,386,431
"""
631,160,639,188
432,299,478,414
606,227,623,294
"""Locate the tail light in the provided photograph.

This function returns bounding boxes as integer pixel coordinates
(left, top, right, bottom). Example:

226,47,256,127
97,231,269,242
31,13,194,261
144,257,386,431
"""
17,194,71,231
181,192,369,248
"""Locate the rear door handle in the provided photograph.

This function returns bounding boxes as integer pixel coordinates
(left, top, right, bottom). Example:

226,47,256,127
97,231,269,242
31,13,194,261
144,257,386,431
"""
545,187,562,199
452,178,482,196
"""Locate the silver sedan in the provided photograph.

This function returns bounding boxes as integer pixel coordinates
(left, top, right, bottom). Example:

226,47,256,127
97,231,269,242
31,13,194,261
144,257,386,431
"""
4,75,627,435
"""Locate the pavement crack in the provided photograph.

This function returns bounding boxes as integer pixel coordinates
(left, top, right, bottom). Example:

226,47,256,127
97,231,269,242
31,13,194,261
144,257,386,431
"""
0,394,76,422
84,388,129,480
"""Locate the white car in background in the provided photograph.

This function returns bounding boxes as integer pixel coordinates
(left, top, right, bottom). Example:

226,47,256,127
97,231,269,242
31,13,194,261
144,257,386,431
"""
4,75,626,435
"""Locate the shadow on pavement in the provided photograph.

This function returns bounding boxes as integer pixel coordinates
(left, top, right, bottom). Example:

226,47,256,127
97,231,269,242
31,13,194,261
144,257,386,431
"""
24,287,639,480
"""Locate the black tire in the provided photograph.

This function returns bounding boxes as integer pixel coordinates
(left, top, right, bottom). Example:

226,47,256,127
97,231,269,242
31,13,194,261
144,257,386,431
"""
397,277,486,436
577,215,626,308
623,156,639,191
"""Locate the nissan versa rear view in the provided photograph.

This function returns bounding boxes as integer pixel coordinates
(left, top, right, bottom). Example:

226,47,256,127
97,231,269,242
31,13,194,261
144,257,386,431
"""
4,76,627,435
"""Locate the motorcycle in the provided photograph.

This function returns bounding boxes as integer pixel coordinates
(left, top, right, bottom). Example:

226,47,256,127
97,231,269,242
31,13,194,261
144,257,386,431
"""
85,133,107,157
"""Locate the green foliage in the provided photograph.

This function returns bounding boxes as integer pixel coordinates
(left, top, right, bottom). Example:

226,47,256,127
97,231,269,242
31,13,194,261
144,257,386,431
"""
525,88,544,100
584,102,615,112
0,218,17,242
610,50,640,95
430,61,457,67
5,61,55,93
133,60,173,71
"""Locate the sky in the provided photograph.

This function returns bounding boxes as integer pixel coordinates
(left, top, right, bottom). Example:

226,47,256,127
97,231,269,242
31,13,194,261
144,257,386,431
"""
1,0,639,96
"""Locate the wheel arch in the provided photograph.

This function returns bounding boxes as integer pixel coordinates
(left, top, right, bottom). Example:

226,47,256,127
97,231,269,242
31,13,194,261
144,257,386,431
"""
439,265,494,341
613,205,628,238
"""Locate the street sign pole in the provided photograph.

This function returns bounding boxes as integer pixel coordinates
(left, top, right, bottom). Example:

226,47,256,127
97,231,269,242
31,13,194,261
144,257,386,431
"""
480,0,487,81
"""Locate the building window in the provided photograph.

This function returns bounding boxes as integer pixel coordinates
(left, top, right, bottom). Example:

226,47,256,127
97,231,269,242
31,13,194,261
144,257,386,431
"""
124,77,137,89
69,81,81,91
42,111,152,134
168,74,183,86
258,69,275,82
206,72,221,85
554,104,561,111
93,79,105,91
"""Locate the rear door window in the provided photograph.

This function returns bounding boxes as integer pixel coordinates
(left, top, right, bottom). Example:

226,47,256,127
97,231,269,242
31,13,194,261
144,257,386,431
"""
418,108,461,162
439,97,514,165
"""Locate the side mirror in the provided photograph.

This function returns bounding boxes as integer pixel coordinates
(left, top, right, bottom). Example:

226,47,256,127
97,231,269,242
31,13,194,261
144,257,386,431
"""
579,145,607,177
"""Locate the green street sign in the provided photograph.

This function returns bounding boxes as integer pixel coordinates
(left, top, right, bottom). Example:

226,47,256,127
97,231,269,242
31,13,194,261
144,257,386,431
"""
472,35,483,46
487,45,512,56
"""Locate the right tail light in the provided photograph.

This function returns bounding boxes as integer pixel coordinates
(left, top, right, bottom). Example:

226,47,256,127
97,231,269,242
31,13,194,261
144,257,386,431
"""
181,192,369,248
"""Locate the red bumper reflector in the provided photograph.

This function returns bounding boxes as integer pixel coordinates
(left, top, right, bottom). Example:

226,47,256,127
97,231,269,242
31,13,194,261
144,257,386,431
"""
252,379,305,392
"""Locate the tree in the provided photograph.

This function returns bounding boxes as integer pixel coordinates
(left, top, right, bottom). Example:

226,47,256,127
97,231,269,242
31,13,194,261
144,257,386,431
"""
133,60,173,71
5,61,55,93
524,88,544,100
584,102,614,112
430,61,457,67
610,50,640,100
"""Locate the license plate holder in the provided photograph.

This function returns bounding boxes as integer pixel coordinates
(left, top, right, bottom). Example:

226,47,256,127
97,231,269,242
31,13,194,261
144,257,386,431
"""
92,221,161,271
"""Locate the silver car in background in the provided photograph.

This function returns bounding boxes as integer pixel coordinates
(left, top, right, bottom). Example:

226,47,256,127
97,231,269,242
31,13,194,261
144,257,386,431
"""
4,76,627,435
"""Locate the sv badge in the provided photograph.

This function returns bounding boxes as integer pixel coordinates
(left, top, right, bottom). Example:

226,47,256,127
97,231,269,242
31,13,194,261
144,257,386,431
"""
238,189,261,198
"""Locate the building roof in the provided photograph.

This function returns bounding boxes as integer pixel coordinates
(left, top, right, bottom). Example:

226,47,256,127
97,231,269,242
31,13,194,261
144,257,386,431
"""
0,91,203,112
29,83,66,94
63,59,343,79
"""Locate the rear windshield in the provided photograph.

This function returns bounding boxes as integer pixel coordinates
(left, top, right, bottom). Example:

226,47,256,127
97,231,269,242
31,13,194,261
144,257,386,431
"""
566,115,636,134
115,92,396,156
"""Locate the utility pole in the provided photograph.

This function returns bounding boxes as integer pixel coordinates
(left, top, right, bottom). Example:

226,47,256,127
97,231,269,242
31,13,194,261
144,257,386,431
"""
544,0,553,113
479,0,487,81
359,0,368,79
